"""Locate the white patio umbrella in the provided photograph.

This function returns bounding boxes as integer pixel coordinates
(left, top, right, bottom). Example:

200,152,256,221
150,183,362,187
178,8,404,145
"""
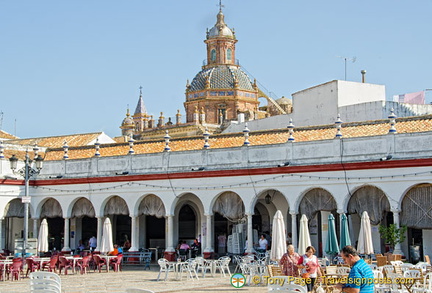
270,210,287,261
297,214,311,255
100,217,114,254
37,218,49,254
357,211,374,255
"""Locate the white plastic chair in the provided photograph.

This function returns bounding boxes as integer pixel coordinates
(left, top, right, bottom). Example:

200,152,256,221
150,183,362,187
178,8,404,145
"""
413,272,432,293
156,258,175,281
29,271,61,293
373,270,391,293
125,289,155,293
268,282,307,292
404,269,421,278
195,257,212,277
400,263,415,272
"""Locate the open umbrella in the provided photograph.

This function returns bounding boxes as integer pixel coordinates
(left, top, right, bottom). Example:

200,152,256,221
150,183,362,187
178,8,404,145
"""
270,210,287,261
357,211,374,255
325,214,340,255
37,218,49,254
100,218,114,254
340,213,351,249
298,214,311,255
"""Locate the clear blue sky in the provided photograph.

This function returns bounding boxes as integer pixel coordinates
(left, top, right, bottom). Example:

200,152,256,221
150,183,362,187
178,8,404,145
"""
1,0,431,139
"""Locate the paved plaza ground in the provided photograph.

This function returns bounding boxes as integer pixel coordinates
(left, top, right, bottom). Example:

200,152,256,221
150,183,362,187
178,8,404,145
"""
1,264,268,293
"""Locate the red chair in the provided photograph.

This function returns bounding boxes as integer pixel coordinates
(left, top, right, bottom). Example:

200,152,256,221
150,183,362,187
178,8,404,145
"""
42,255,59,272
58,256,73,275
76,255,91,274
93,254,107,273
9,258,23,281
25,257,40,277
110,254,123,272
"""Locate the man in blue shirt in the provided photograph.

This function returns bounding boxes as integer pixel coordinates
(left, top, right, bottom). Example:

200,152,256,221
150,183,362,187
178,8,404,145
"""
336,246,374,293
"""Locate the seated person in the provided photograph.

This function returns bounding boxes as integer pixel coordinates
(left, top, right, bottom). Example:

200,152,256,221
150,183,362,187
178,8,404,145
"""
108,244,120,256
191,239,201,257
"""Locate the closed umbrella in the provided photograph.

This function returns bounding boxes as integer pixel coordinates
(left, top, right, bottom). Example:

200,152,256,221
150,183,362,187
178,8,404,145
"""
37,219,49,254
325,214,339,255
270,210,287,261
357,211,374,255
340,213,351,249
298,214,311,255
100,218,114,254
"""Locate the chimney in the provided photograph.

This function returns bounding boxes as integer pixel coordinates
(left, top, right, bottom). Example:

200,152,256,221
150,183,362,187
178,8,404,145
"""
361,70,367,83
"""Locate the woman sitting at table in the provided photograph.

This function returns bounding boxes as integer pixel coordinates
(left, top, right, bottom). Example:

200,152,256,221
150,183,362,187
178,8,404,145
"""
108,244,121,256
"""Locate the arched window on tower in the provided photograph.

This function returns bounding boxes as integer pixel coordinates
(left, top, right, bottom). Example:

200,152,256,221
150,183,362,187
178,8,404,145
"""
227,48,232,61
211,49,216,62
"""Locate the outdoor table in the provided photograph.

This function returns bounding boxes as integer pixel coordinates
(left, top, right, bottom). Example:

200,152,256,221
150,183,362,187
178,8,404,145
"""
100,255,118,272
401,277,423,293
33,257,51,268
65,256,82,273
0,259,13,281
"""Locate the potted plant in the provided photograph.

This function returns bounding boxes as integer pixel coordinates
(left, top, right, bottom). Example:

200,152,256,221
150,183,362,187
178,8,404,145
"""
379,224,407,252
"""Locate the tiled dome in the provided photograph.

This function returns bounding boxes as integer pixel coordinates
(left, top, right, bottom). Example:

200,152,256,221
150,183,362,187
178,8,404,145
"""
189,65,254,92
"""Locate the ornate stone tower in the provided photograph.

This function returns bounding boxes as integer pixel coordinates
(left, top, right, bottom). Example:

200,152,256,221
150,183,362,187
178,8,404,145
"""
184,7,260,125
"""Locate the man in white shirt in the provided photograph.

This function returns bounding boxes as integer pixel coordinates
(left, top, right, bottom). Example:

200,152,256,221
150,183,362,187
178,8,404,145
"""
258,234,268,251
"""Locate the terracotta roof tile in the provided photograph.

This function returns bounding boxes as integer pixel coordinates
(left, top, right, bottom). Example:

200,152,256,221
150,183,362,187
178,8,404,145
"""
43,115,432,161
7,132,103,148
0,130,19,140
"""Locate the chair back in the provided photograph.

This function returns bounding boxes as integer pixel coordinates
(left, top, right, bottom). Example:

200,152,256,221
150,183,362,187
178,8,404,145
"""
267,264,282,277
400,263,415,272
29,271,61,293
158,258,168,269
376,255,387,267
425,255,431,265
404,269,421,278
368,263,378,270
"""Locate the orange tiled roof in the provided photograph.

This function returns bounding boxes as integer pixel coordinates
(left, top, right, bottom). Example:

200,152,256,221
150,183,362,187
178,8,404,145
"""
43,115,432,161
0,130,19,140
6,132,103,148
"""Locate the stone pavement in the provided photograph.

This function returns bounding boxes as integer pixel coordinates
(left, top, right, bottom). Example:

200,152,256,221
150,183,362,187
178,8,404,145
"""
0,265,268,293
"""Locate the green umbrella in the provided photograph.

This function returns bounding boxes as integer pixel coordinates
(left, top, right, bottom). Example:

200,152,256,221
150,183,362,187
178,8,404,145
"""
325,214,340,255
340,213,351,249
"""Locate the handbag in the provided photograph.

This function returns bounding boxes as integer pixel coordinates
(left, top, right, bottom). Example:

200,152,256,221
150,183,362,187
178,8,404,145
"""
302,272,310,279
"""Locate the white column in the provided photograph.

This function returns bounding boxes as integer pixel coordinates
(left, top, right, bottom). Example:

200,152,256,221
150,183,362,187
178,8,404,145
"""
62,217,71,251
95,217,103,252
246,213,254,254
129,215,139,251
165,215,175,252
290,211,298,252
33,218,38,239
204,214,214,252
392,209,402,254
0,218,3,253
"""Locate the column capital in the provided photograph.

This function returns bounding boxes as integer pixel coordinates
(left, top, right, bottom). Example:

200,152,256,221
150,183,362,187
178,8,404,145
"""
391,208,401,213
337,209,346,214
246,212,253,217
166,214,174,217
204,213,213,217
289,211,297,216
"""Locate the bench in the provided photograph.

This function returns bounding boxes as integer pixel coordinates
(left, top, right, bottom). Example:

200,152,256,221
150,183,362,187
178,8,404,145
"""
122,251,152,269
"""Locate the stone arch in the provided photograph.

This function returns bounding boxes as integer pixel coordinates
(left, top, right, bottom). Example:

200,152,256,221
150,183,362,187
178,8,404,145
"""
104,196,129,216
4,198,25,218
212,191,245,222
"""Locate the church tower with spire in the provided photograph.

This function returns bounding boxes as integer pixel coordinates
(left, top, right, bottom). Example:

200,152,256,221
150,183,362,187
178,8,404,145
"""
184,6,260,126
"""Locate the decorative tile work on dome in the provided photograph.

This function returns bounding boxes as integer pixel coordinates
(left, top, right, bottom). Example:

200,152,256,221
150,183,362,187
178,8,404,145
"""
189,66,254,92
43,115,432,161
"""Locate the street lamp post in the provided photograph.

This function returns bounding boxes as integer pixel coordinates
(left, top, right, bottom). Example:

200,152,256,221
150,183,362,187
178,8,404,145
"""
9,151,43,258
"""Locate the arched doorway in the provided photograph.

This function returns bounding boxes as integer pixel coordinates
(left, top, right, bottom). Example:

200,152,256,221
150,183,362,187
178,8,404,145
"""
212,191,245,255
138,194,166,249
401,183,432,263
71,198,96,250
3,199,26,252
40,198,63,251
104,196,130,246
347,185,390,253
299,188,337,256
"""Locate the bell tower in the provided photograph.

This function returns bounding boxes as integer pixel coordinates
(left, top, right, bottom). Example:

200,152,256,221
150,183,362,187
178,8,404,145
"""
204,7,238,68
